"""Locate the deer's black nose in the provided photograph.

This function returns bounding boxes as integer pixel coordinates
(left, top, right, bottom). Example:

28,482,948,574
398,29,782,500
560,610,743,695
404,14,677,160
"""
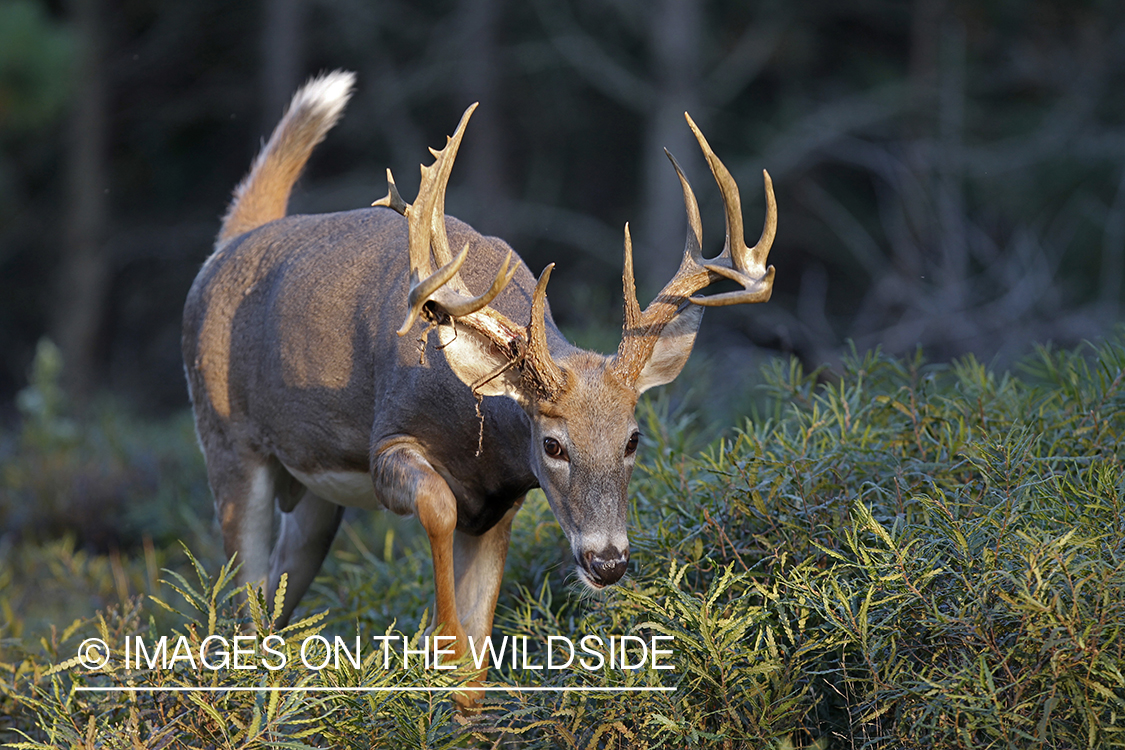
583,547,630,586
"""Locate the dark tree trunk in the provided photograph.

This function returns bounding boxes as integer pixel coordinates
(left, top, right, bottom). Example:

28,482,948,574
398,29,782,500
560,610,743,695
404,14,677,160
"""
54,0,110,403
639,0,702,293
261,0,304,136
455,0,510,236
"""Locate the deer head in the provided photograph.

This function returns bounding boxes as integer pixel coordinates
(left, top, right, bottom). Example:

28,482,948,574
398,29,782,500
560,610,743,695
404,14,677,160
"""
382,104,777,588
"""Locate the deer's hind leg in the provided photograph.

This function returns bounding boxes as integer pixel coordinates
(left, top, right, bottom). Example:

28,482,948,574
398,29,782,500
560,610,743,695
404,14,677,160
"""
268,489,345,627
198,426,341,628
201,440,276,594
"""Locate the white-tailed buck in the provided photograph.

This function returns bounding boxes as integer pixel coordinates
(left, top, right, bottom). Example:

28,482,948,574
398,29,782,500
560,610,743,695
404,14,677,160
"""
183,71,776,690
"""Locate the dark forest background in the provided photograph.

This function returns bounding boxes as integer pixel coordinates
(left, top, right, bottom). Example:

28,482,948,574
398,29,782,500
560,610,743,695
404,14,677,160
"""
4,5,1125,743
2,0,1125,415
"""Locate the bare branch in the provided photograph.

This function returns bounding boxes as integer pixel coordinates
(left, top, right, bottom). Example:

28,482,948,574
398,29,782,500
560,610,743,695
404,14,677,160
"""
704,20,787,107
531,0,654,113
795,178,884,277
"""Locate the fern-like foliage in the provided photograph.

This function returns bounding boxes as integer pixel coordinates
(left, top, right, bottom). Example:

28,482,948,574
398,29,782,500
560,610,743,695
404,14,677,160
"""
5,335,1125,747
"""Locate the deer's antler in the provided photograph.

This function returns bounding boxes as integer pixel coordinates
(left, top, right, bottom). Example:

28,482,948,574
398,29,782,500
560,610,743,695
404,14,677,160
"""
394,104,567,399
395,104,516,335
611,112,777,385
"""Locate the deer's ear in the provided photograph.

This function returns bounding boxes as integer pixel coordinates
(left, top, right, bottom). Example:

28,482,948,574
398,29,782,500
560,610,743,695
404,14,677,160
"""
437,321,528,403
633,305,704,395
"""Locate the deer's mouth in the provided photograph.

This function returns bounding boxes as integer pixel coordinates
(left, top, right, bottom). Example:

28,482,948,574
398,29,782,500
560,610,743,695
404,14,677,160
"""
575,564,608,590
575,547,630,589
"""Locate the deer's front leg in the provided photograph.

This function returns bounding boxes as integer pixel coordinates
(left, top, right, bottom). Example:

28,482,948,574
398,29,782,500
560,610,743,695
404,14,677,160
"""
451,498,522,708
372,442,468,656
453,497,522,647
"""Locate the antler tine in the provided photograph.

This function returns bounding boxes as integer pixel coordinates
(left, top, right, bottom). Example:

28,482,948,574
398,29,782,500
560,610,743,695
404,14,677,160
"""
372,168,408,215
425,103,477,270
398,102,520,336
665,149,706,269
525,264,567,398
684,112,776,307
440,247,517,317
396,244,516,336
622,151,707,329
620,223,643,335
612,158,710,380
398,243,468,336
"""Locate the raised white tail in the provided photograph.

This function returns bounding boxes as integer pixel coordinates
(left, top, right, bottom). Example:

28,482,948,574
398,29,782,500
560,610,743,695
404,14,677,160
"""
218,70,355,245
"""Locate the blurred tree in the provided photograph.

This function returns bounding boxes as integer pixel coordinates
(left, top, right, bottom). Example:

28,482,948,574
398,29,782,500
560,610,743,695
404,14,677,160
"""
0,0,72,136
454,0,511,233
773,0,1125,362
53,0,109,404
261,0,304,132
0,0,72,400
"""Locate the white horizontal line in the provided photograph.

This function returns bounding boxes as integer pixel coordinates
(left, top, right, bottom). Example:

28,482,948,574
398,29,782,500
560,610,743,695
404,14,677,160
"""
76,686,674,693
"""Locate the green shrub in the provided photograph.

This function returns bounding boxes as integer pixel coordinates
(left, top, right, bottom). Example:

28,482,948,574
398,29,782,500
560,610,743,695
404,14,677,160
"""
3,335,1125,748
1,339,213,553
3,552,476,749
642,341,1125,748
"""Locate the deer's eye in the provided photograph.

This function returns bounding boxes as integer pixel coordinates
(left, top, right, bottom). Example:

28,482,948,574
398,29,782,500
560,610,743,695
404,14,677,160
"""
543,437,568,461
625,431,640,457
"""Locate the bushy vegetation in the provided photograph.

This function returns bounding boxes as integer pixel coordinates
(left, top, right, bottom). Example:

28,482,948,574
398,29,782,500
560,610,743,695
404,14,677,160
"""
0,339,216,644
3,335,1125,748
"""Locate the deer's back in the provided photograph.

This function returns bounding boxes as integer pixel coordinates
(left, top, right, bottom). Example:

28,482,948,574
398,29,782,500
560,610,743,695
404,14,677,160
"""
183,207,541,519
